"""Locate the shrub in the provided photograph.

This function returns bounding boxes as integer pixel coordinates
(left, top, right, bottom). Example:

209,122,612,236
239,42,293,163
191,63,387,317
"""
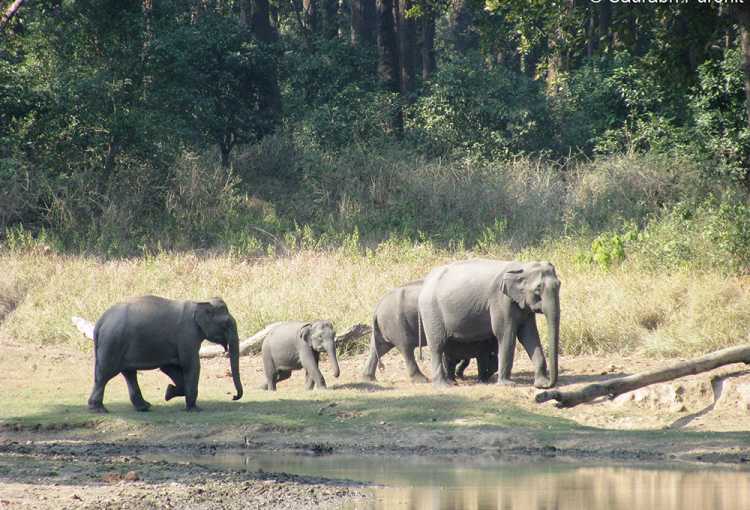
407,54,553,158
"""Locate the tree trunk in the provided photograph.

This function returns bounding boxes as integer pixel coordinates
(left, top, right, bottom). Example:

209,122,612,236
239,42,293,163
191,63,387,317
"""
250,0,281,118
322,0,338,38
377,0,403,134
598,1,611,52
351,0,376,46
399,0,416,98
536,345,750,408
421,8,435,80
736,6,750,132
449,0,475,53
303,0,319,33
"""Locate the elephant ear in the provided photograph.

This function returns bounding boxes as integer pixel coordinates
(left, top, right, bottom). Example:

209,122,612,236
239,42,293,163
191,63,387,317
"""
298,323,312,344
193,301,214,339
500,268,527,309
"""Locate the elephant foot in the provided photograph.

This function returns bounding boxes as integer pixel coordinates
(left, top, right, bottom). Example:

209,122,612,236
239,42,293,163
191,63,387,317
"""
409,372,429,384
432,377,455,389
134,400,152,412
498,378,517,387
88,404,108,414
185,405,203,412
361,373,377,383
533,376,554,389
257,382,269,390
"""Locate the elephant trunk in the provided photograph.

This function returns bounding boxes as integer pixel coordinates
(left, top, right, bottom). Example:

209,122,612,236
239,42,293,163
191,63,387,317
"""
227,319,243,400
542,286,560,388
326,340,340,378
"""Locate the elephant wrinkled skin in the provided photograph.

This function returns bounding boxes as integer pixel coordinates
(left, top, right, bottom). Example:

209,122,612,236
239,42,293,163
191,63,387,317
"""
88,295,243,413
362,281,497,383
260,320,340,390
418,259,561,389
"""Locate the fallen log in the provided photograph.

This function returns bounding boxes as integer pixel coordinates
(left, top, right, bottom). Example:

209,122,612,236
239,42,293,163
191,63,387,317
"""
536,345,750,408
71,316,371,359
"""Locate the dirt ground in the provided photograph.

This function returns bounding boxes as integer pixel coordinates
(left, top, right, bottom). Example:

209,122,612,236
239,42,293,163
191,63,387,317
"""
2,337,750,508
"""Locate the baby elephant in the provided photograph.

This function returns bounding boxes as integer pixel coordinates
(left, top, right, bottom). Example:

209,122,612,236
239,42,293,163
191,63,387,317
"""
261,321,340,390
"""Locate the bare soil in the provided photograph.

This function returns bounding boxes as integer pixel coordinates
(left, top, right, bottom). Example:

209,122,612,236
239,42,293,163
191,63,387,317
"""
2,337,750,508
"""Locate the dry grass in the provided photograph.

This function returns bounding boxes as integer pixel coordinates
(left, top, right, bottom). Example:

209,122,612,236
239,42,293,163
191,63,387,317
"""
1,242,749,358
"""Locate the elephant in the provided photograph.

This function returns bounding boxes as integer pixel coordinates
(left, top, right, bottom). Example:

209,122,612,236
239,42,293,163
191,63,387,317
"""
260,320,340,390
418,259,560,389
444,339,498,382
361,280,497,384
88,295,243,413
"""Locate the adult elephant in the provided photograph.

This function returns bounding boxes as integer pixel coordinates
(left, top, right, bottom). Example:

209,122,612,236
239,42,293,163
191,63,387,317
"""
88,295,243,413
361,280,496,383
418,259,560,389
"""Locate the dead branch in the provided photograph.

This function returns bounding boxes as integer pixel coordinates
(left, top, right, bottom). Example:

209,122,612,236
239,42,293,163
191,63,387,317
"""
1,0,26,31
72,315,371,359
536,345,750,408
199,322,372,359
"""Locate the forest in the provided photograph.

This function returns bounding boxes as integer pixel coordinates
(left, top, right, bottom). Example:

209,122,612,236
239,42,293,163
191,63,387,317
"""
1,0,749,272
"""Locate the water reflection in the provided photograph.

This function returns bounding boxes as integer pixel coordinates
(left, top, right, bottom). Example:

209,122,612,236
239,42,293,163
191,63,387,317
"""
346,466,750,510
148,451,750,510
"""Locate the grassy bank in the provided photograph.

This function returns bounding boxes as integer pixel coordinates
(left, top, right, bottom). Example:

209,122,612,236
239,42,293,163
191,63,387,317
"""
2,240,749,357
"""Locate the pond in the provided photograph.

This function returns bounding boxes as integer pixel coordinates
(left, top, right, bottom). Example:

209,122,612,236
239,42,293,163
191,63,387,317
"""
152,451,750,510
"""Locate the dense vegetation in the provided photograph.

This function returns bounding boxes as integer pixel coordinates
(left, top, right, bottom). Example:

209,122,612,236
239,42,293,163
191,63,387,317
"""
3,2,750,356
1,1,749,270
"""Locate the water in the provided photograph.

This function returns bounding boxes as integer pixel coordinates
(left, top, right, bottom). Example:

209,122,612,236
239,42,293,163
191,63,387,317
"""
153,451,750,510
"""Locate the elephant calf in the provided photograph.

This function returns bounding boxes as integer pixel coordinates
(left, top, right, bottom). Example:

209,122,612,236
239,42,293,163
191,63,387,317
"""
89,295,243,413
444,339,498,382
260,321,340,390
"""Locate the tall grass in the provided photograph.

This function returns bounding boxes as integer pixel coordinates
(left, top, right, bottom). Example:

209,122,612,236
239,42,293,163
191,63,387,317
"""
1,239,749,358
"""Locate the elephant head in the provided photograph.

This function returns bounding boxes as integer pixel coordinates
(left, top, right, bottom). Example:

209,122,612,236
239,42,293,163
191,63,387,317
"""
301,320,340,378
195,298,243,400
500,262,561,387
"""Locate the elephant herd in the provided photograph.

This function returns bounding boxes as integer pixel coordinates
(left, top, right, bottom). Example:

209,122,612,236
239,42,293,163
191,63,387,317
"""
88,258,561,413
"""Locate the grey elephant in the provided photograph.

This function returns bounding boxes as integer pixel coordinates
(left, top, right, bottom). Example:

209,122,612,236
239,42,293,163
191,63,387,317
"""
88,295,243,413
260,320,340,390
418,259,560,389
362,281,497,383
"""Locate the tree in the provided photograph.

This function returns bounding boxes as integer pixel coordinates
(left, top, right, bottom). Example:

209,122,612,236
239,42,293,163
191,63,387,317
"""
151,13,277,167
351,0,376,46
377,0,402,133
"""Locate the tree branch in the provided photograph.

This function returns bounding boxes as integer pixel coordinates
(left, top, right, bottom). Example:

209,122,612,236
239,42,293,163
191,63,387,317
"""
0,0,26,31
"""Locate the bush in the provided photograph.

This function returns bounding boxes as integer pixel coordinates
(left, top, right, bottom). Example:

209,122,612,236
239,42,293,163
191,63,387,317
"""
691,46,750,182
407,54,553,158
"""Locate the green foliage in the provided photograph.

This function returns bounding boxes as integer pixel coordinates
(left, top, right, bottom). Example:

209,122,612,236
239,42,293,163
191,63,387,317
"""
691,46,750,181
149,12,278,160
407,54,553,157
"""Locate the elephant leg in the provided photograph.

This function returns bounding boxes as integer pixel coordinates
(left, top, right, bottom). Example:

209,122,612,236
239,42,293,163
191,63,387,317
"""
517,316,551,389
161,365,186,401
422,319,451,388
87,367,118,413
475,352,492,383
304,370,314,390
456,358,470,379
182,357,201,411
121,370,151,412
443,355,458,381
362,325,394,382
300,346,327,389
262,352,277,391
495,323,517,386
397,344,428,383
